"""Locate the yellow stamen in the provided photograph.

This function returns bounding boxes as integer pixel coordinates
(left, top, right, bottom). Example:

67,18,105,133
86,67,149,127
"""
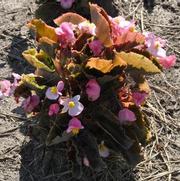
129,26,135,32
50,87,58,94
154,41,160,49
68,101,75,108
72,128,79,135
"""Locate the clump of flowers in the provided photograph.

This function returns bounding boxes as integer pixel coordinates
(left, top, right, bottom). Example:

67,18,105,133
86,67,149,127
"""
1,3,176,178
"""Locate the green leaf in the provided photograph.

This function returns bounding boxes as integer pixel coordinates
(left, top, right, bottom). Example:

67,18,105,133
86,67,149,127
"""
21,74,46,92
22,48,55,72
117,51,161,74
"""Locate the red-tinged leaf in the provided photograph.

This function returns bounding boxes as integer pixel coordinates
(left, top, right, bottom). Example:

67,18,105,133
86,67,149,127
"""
118,87,134,108
73,33,92,51
54,12,87,26
86,52,126,74
115,31,145,51
28,19,58,42
89,3,113,47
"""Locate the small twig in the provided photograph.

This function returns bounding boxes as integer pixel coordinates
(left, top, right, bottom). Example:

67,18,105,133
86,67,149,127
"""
149,84,173,98
0,112,29,120
161,73,179,90
163,148,172,181
140,4,144,32
137,152,159,166
144,22,180,29
166,44,180,55
125,2,142,18
0,126,19,135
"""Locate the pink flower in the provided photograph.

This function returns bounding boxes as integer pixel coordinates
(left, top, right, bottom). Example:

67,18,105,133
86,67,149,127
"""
60,95,84,116
116,16,135,32
78,21,96,35
66,117,84,135
132,92,148,106
12,73,21,85
110,16,135,38
55,22,76,47
83,157,90,167
159,55,176,69
118,108,136,123
11,73,21,93
144,32,166,57
0,80,11,98
46,81,64,100
89,40,103,56
48,103,60,116
22,95,40,113
86,79,101,101
57,0,75,9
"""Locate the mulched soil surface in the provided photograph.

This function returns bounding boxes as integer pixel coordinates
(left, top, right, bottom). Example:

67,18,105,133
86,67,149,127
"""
0,0,179,180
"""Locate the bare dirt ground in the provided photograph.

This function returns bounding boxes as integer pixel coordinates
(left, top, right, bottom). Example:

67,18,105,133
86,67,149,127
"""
0,0,179,180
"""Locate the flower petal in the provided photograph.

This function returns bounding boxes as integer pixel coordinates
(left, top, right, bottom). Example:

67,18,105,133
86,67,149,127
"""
66,117,84,133
159,55,176,69
68,102,84,116
57,81,64,92
48,103,60,116
46,87,59,100
72,95,80,102
98,142,110,158
61,104,69,113
118,108,136,123
132,92,147,106
86,79,101,101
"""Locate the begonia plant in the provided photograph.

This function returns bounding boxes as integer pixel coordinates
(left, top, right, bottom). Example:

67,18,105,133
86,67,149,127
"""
0,3,176,178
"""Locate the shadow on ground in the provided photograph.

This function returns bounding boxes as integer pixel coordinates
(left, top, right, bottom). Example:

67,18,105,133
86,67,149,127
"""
7,36,34,75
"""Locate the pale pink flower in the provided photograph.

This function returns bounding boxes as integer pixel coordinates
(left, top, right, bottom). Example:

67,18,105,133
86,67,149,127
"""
66,117,84,135
132,92,148,106
0,80,11,98
158,55,176,69
48,103,60,116
118,108,136,123
144,32,176,68
60,95,84,116
86,79,101,101
55,22,76,47
116,16,135,32
83,157,90,167
110,16,135,38
57,0,75,9
144,32,166,57
98,141,110,158
22,95,40,113
46,81,64,100
11,73,21,93
89,40,103,56
78,21,96,35
12,73,21,85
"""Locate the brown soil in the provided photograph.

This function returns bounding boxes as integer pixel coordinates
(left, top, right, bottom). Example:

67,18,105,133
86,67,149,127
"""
0,0,179,181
